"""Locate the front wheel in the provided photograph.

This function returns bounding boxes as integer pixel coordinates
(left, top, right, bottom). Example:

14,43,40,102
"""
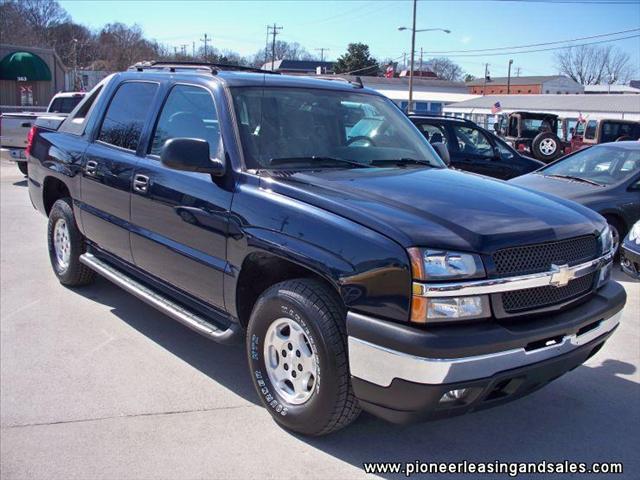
247,279,361,436
47,198,96,286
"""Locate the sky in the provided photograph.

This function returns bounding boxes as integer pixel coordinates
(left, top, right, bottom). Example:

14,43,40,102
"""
59,0,640,79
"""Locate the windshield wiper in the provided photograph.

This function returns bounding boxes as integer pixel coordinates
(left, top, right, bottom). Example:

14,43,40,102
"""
370,158,435,167
544,174,604,186
268,156,369,168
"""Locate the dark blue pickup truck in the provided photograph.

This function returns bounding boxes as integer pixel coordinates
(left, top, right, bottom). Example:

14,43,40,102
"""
26,62,625,435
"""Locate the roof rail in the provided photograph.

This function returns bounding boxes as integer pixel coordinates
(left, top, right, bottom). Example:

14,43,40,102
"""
314,75,364,88
128,61,280,75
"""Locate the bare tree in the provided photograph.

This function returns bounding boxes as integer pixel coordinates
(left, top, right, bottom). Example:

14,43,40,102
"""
0,0,68,46
251,40,314,67
554,45,633,85
97,23,161,71
425,57,464,81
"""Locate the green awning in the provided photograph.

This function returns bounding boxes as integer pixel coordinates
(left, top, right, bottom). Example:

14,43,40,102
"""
0,51,52,81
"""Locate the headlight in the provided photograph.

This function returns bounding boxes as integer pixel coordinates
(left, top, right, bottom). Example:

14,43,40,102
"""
628,222,640,245
600,225,614,254
408,248,485,281
408,248,489,323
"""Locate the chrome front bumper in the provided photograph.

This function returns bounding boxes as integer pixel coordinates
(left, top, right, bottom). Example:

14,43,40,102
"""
348,309,622,388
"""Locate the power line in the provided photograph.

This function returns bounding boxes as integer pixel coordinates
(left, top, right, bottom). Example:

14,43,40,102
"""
433,33,640,57
422,27,640,54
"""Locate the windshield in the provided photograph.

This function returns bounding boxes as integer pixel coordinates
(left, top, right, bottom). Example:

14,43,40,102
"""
49,96,84,113
230,87,443,169
541,145,639,186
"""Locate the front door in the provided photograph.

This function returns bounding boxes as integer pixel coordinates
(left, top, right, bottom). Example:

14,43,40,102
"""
80,81,159,263
130,83,232,309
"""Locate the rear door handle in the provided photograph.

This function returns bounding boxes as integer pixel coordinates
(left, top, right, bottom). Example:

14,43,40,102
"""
85,160,98,175
133,174,150,193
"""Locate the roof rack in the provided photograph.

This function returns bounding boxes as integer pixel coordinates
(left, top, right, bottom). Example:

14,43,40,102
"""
314,75,364,88
128,61,280,75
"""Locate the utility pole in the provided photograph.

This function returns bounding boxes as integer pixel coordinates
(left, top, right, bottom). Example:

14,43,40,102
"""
315,47,329,62
173,46,178,57
482,63,489,95
402,52,407,70
267,23,283,71
180,44,188,56
515,66,522,77
419,47,424,75
507,59,513,94
200,33,211,61
192,41,196,57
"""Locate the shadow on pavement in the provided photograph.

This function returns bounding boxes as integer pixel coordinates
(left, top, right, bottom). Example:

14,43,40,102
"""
71,270,639,478
12,179,27,187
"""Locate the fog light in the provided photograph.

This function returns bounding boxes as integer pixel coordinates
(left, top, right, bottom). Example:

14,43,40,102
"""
426,295,490,322
440,388,469,403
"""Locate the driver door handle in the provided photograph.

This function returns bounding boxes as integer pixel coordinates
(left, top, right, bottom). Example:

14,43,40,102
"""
85,160,98,176
133,174,150,193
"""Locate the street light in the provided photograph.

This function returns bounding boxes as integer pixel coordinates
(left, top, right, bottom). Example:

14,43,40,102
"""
398,0,451,112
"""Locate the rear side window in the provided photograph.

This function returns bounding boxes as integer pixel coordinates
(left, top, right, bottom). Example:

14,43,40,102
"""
49,96,83,114
417,123,447,145
59,84,104,135
98,82,158,151
149,84,220,156
584,120,597,140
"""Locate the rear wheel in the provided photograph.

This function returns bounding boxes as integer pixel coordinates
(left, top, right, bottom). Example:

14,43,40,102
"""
17,162,28,176
246,278,361,436
47,198,95,286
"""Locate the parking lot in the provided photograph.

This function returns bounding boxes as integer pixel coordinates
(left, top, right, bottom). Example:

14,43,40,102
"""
0,156,638,479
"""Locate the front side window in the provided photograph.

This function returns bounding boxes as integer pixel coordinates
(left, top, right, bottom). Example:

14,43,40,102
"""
98,82,158,151
452,125,493,157
150,84,220,157
231,87,443,169
541,145,640,186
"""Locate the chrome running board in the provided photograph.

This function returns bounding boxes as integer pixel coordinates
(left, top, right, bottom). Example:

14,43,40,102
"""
80,253,240,344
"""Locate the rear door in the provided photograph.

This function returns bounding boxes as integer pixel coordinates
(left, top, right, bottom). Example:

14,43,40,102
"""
129,83,232,309
80,81,159,263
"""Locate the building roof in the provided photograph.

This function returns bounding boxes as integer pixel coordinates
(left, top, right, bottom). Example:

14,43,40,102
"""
584,84,640,94
444,94,640,114
260,59,334,72
466,75,572,86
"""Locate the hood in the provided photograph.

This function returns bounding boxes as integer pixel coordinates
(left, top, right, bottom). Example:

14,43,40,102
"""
262,167,605,254
509,172,606,201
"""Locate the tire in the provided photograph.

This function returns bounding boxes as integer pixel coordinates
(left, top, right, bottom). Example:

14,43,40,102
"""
604,216,624,256
17,161,28,176
246,278,361,436
47,198,96,286
531,132,561,162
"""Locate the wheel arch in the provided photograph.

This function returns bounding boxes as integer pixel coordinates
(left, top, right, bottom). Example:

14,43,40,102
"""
42,176,71,216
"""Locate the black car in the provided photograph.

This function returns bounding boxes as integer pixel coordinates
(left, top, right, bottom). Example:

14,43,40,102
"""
25,62,624,435
621,221,640,279
510,142,640,248
409,114,544,179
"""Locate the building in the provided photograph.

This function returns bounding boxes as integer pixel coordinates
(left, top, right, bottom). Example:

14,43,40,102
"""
466,75,584,95
0,44,69,109
443,94,640,131
584,84,640,94
260,59,335,74
353,75,477,114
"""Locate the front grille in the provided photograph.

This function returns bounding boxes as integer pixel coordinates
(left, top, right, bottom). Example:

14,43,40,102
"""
493,235,598,277
502,272,596,313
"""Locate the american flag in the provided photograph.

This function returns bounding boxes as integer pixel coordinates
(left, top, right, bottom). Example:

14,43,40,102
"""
491,101,502,114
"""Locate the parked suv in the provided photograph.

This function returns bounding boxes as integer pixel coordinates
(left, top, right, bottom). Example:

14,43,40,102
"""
26,63,625,435
409,114,544,179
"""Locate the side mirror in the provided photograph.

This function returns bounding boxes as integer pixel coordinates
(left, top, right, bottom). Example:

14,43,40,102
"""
432,142,451,166
161,138,226,176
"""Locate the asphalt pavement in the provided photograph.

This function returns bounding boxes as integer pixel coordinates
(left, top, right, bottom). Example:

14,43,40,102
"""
1,156,639,479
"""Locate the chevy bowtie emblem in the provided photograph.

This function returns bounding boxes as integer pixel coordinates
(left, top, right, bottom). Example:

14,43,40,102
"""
550,264,574,287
